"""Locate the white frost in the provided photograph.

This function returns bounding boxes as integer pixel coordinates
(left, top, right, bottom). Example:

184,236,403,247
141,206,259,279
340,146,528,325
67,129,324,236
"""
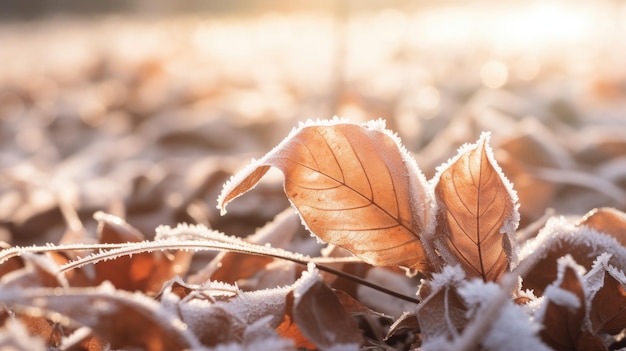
453,279,551,351
519,216,626,274
429,264,467,292
534,255,586,327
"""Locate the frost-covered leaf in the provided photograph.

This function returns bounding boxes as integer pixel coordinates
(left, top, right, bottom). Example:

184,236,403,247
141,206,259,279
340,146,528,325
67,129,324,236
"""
456,279,551,351
520,217,626,296
160,265,330,348
416,265,468,343
584,253,626,334
0,282,200,351
535,256,605,351
578,207,626,247
93,212,191,293
431,132,519,281
95,211,144,243
217,118,433,271
291,274,363,350
0,253,67,289
159,278,268,347
191,208,300,285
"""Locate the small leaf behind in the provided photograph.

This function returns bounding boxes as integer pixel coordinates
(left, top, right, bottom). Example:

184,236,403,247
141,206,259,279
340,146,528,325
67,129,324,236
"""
218,119,432,271
578,207,626,247
416,265,468,343
432,133,518,281
585,254,626,334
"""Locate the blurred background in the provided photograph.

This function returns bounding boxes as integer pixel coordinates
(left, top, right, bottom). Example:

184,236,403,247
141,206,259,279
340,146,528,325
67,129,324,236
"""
1,0,626,247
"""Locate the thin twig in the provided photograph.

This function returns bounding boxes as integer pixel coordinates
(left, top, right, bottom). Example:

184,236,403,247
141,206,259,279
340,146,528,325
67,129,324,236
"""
42,239,423,305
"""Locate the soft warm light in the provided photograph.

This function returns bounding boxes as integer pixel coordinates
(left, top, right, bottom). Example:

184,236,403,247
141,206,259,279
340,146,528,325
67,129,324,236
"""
408,1,606,54
416,86,440,113
514,56,541,81
481,60,508,89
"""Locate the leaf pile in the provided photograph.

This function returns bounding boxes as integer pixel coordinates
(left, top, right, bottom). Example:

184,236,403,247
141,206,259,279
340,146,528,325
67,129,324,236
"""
1,119,625,350
1,10,626,351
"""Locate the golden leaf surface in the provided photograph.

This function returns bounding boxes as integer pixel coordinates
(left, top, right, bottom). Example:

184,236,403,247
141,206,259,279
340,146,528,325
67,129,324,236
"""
218,120,431,271
433,133,517,281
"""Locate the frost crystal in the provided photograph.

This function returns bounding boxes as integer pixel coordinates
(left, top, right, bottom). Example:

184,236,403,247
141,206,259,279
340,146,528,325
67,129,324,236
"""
455,279,551,351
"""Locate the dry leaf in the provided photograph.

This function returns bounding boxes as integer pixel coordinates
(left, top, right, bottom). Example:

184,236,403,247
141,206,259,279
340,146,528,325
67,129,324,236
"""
578,207,626,247
497,151,557,224
0,256,24,279
94,212,191,293
536,256,605,351
159,265,325,348
584,253,626,335
218,119,432,271
497,119,574,169
0,253,67,289
591,272,626,334
190,208,300,285
291,277,363,349
385,311,419,341
416,266,468,343
432,132,518,281
0,283,199,351
520,217,626,296
276,291,317,350
333,288,391,319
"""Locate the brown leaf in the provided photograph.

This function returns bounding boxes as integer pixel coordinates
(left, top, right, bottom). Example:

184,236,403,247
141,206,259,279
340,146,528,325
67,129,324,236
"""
292,278,363,349
416,266,468,342
190,208,300,285
0,256,25,279
497,150,557,225
0,283,198,351
276,291,317,350
578,207,626,247
385,311,419,340
538,257,605,351
521,218,626,296
585,254,626,334
94,212,191,293
333,289,391,319
218,119,432,271
592,272,626,334
160,266,361,349
0,253,66,289
433,133,518,281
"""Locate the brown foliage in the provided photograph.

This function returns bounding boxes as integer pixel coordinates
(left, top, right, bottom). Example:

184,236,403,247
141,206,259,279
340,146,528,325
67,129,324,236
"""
218,121,432,271
433,134,517,282
1,118,626,350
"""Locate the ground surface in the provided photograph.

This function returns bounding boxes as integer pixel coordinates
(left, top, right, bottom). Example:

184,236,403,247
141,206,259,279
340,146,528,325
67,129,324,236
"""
1,4,626,350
